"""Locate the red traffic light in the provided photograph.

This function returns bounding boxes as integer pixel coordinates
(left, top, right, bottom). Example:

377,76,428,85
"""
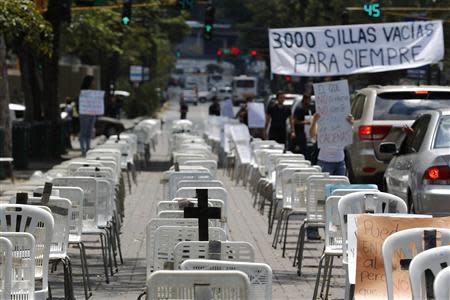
285,75,292,81
217,49,223,56
230,47,240,56
250,50,257,56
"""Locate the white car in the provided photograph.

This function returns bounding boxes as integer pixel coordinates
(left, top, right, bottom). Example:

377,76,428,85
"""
181,89,198,105
217,86,232,101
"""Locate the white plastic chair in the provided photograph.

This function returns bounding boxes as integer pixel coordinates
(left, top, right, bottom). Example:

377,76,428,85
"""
0,204,53,300
182,160,218,177
181,260,272,300
294,175,349,272
383,228,450,300
409,245,450,300
153,226,227,271
338,191,407,300
157,199,225,216
173,240,256,269
434,266,450,300
0,232,35,300
146,270,250,300
145,218,198,276
167,171,213,201
177,180,224,192
0,236,12,299
175,187,229,219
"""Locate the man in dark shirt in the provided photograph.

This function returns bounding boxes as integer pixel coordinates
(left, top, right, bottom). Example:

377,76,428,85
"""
208,97,221,116
293,94,315,159
265,92,294,144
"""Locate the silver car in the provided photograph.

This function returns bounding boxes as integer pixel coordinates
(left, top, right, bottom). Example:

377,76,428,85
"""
381,108,450,216
346,85,450,185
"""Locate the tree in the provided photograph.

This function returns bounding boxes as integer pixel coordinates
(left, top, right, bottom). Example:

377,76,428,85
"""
0,0,52,156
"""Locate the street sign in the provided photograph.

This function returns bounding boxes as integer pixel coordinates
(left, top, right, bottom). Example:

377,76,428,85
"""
130,65,143,82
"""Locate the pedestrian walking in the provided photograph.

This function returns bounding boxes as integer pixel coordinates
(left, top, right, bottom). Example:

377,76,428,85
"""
208,96,221,116
265,92,294,145
78,75,97,157
292,94,315,159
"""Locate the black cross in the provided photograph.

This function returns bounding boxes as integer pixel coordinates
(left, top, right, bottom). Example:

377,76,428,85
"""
183,189,221,241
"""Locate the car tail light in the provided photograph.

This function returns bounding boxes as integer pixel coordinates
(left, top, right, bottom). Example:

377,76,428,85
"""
423,166,450,185
358,125,392,140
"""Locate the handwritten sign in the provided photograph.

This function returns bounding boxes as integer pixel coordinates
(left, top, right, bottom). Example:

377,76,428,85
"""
221,99,234,119
313,80,352,149
248,102,265,128
79,90,105,115
354,214,450,300
269,21,444,76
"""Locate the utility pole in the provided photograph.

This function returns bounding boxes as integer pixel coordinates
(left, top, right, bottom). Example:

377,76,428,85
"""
0,35,11,156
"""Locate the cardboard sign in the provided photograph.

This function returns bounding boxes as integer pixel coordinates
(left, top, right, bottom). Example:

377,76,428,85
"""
269,21,444,76
354,215,450,300
313,80,352,149
248,102,266,129
79,90,105,115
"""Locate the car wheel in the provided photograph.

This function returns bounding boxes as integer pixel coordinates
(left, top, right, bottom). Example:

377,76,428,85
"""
345,154,356,183
407,190,415,214
105,125,117,137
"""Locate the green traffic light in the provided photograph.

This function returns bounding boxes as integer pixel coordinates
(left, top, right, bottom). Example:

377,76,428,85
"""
205,24,212,32
122,16,130,25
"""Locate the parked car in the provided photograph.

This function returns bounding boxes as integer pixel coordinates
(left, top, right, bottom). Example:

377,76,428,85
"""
181,88,198,106
381,108,450,216
217,86,232,101
198,87,217,103
345,85,450,185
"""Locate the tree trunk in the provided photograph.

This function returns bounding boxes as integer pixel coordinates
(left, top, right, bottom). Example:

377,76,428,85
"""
0,35,12,156
18,47,43,121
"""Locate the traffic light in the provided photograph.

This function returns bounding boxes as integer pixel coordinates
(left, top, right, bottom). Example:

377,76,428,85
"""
121,0,132,25
230,47,240,56
285,75,292,81
203,4,215,41
250,50,257,57
216,49,223,63
176,50,181,59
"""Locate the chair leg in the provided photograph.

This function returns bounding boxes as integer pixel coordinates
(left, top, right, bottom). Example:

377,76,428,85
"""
282,212,294,257
293,222,305,268
108,225,119,272
99,232,110,283
296,223,307,275
113,219,124,265
126,169,132,193
323,256,335,300
268,197,278,234
313,253,327,300
78,242,91,299
272,209,285,248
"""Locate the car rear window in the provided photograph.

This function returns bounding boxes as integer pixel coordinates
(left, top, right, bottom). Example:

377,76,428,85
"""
374,92,450,120
236,80,255,88
434,116,450,149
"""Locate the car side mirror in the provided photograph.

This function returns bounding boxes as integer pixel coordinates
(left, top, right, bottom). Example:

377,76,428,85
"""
379,142,398,155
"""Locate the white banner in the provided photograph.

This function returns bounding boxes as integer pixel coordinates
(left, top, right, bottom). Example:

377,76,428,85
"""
269,21,444,76
248,102,266,129
79,90,105,115
313,80,352,149
221,99,234,118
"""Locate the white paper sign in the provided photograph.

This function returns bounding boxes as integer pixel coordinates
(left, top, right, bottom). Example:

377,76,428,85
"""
313,80,352,149
269,21,444,76
221,99,234,118
79,90,105,115
248,102,266,128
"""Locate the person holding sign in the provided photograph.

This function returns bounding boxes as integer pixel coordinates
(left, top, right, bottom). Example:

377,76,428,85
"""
78,76,101,157
265,92,294,145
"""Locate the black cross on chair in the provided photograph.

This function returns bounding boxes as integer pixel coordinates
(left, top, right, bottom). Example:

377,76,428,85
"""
183,189,221,241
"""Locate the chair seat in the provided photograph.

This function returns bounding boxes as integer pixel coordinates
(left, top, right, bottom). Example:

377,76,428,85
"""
324,246,343,256
68,235,81,243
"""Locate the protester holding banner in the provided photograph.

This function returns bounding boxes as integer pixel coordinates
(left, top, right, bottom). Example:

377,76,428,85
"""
78,75,99,157
265,92,294,144
293,94,315,159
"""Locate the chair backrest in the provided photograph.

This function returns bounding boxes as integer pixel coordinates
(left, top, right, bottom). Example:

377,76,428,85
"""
382,228,450,300
174,187,228,216
290,172,325,210
173,241,256,269
338,191,407,264
275,162,312,197
279,166,321,202
157,210,184,218
67,161,103,176
325,183,379,197
146,270,250,300
26,197,72,258
0,232,35,300
177,180,224,192
265,154,302,178
410,245,450,300
0,204,53,293
324,196,344,253
0,236,12,299
168,172,213,200
53,177,98,227
75,166,115,182
145,218,198,276
182,160,218,177
153,226,227,271
157,199,225,215
181,260,272,300
434,266,450,300
96,179,113,227
35,186,84,243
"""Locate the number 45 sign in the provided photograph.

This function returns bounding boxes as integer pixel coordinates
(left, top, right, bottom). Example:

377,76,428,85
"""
364,3,380,18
